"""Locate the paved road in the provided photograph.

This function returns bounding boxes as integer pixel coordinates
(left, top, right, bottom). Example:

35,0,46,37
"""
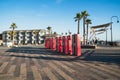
0,47,120,80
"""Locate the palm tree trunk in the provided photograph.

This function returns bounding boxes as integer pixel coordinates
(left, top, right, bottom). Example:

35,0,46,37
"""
12,28,15,46
78,20,80,34
49,30,50,34
51,30,52,35
86,24,88,44
12,30,14,46
83,17,85,45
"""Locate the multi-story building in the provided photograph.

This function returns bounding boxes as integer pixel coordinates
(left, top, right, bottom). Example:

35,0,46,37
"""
2,29,49,45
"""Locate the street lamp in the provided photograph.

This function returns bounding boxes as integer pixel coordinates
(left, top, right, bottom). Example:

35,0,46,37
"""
110,16,119,42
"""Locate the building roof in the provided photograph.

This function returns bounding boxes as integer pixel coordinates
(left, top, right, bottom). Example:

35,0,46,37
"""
90,22,112,34
2,29,47,33
89,22,112,40
90,22,112,29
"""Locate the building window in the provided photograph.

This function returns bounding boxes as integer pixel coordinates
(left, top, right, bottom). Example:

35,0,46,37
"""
9,37,11,39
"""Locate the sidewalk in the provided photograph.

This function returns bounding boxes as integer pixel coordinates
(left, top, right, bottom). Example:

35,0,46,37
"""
0,46,11,50
0,44,45,49
96,45,120,50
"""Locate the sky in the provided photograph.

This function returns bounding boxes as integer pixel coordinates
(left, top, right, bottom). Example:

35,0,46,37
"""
0,0,120,41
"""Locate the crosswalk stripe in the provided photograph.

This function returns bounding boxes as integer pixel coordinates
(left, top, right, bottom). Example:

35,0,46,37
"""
84,62,120,78
43,67,57,80
48,62,73,80
31,66,42,80
53,60,75,73
20,63,26,79
0,62,9,73
97,63,120,73
7,65,16,76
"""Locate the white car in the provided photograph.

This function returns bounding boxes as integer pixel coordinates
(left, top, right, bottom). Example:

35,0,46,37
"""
3,41,13,47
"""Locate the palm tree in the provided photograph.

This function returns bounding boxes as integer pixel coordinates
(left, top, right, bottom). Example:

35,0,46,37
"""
81,11,89,45
47,26,52,35
10,23,17,45
69,32,72,35
85,19,92,44
53,32,57,35
61,33,63,36
33,30,39,45
65,32,67,35
53,32,57,37
7,31,13,41
13,31,17,44
74,13,82,34
68,30,72,35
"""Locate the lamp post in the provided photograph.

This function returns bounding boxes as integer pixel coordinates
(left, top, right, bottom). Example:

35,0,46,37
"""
110,16,119,43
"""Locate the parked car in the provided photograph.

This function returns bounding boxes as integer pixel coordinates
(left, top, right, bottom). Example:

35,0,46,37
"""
3,41,12,47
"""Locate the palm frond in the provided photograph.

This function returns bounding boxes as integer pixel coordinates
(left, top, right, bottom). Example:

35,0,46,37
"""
74,13,82,21
10,23,17,30
81,10,89,17
75,19,78,22
86,19,92,24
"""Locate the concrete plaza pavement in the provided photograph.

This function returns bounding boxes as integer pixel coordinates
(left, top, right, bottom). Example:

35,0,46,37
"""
0,46,120,80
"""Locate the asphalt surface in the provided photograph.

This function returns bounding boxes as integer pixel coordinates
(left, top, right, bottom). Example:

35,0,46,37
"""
0,46,120,80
